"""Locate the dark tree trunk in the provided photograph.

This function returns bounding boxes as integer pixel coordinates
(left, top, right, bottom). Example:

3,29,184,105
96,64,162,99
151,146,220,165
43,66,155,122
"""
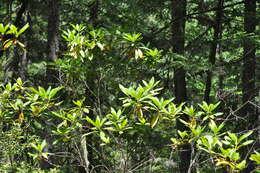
14,0,29,27
4,0,29,80
241,0,257,172
89,0,99,26
242,1,256,107
172,0,187,108
204,0,224,103
20,38,28,80
46,0,59,85
39,0,60,169
6,0,13,21
171,0,190,173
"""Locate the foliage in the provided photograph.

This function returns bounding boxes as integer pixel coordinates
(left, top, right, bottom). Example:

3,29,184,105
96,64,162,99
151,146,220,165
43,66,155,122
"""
0,0,259,172
0,23,29,51
0,77,258,172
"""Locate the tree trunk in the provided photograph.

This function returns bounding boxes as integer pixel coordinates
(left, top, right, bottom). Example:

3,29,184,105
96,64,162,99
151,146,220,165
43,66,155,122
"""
80,136,90,173
4,0,29,80
78,2,101,172
204,0,224,103
241,0,257,172
171,0,190,173
20,8,31,80
46,0,59,85
39,0,60,169
89,0,99,26
242,1,256,108
14,0,29,27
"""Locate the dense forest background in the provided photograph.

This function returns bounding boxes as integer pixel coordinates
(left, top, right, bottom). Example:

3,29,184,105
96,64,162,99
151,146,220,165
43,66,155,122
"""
0,0,259,173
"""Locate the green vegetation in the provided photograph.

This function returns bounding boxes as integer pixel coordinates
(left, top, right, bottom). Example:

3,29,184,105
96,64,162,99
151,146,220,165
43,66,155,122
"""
0,0,259,173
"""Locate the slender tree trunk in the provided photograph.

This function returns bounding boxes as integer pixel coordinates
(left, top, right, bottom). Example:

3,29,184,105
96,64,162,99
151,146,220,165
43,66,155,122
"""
20,40,28,80
172,0,187,109
171,0,190,173
241,0,257,172
14,0,29,27
20,9,31,80
46,0,59,85
39,0,60,169
204,0,224,103
4,0,29,80
89,0,99,26
80,135,90,173
6,0,13,21
78,2,101,172
79,83,95,173
242,1,256,110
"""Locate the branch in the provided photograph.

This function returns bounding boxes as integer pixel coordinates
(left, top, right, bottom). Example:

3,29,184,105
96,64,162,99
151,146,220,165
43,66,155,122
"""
14,0,29,27
152,0,245,35
184,26,211,50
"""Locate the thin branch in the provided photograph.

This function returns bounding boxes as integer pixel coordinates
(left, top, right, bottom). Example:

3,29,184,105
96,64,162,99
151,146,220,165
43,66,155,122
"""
152,1,245,35
185,26,211,50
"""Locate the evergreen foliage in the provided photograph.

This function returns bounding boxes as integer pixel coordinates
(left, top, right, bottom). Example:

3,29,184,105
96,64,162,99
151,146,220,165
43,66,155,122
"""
0,0,259,172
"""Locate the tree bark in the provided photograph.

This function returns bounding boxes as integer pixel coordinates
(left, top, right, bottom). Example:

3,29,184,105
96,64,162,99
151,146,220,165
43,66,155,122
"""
46,0,59,85
40,0,60,169
241,0,257,172
20,9,31,80
171,0,190,173
89,0,99,27
204,0,224,103
242,0,256,107
80,136,90,173
14,0,29,27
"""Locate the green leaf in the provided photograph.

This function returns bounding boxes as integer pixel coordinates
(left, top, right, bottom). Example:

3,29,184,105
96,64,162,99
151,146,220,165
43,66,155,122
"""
41,140,47,150
40,87,47,96
100,131,110,144
83,108,89,113
227,132,238,144
120,119,128,130
52,111,69,120
236,160,246,169
179,119,189,126
215,159,232,168
42,153,48,159
119,84,129,96
16,78,23,86
0,24,9,33
49,87,63,99
218,122,225,132
29,87,39,95
191,126,204,137
150,97,161,109
240,140,254,147
30,143,38,151
150,113,160,128
178,130,188,139
209,120,218,134
17,23,29,36
86,116,96,127
250,152,260,164
138,117,147,124
183,106,196,117
73,100,82,107
238,131,253,143
33,121,43,129
229,150,240,161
